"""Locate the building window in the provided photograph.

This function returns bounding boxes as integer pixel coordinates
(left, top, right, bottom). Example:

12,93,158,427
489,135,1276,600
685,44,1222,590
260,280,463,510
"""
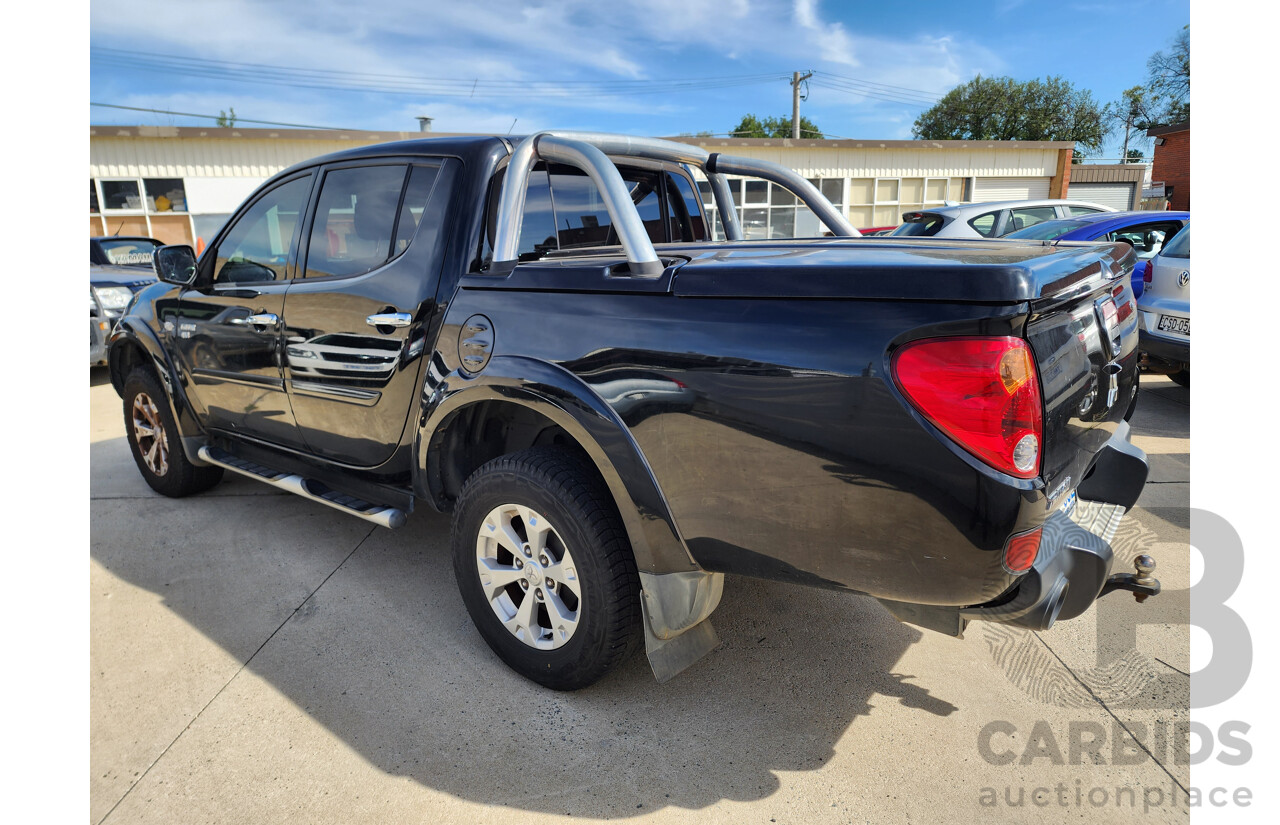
144,178,188,212
100,180,143,211
94,178,189,214
697,176,847,240
90,180,100,214
873,178,901,227
924,178,950,205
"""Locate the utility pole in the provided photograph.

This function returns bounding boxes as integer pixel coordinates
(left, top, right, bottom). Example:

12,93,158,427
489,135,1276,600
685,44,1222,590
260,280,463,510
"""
791,70,813,139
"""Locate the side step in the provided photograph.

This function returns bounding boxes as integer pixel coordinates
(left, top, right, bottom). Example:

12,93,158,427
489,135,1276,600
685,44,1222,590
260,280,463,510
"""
198,446,408,529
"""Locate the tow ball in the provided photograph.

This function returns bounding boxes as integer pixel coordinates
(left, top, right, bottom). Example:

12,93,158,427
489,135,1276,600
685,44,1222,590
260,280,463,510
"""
1100,554,1161,603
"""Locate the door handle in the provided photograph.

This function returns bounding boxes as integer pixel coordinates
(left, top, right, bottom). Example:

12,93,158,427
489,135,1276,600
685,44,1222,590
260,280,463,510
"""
366,312,412,328
230,312,279,326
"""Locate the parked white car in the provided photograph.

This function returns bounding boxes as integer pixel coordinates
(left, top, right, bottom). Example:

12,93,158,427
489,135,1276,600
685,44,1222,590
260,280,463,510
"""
888,199,1116,239
1136,223,1190,386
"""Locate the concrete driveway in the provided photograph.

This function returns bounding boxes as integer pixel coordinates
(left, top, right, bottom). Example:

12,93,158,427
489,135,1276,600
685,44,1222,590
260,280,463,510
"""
90,369,1190,824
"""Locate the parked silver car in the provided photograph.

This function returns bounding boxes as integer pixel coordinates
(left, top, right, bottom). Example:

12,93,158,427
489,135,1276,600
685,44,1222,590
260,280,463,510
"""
1137,223,1190,386
888,199,1116,239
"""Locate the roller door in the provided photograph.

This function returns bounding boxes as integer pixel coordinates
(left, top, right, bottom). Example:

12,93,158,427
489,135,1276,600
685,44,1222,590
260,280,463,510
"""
972,177,1051,202
1066,182,1136,210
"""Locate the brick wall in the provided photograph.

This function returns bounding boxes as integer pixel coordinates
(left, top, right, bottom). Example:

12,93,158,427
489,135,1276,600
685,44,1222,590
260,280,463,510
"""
1151,130,1190,211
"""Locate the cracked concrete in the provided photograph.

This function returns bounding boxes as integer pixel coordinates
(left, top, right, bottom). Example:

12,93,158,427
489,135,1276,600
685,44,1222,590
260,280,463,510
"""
90,368,1189,824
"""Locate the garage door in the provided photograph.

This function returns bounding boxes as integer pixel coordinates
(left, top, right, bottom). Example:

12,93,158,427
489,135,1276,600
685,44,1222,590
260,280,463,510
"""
972,177,1051,202
1066,182,1135,211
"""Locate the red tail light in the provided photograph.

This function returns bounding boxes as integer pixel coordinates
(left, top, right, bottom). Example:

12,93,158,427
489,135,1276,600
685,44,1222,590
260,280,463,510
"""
1003,527,1042,573
892,337,1043,479
1142,262,1153,284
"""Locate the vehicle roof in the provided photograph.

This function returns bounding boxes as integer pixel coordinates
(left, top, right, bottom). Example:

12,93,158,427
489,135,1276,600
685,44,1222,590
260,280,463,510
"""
917,199,1118,217
278,134,514,177
1007,210,1190,238
91,236,161,243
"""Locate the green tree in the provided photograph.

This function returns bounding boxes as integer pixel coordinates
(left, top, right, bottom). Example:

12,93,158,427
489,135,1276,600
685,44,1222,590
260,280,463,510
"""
1124,148,1144,164
730,114,823,139
912,75,1106,151
1145,25,1190,124
216,107,237,128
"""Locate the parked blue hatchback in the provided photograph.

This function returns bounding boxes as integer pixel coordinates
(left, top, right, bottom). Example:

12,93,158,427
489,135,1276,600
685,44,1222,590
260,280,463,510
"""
1004,210,1190,298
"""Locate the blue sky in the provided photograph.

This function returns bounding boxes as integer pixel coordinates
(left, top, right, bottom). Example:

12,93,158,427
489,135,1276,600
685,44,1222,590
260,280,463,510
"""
89,0,1189,158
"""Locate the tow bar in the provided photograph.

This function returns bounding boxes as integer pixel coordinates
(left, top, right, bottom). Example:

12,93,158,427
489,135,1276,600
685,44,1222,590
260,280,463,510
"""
1100,554,1161,603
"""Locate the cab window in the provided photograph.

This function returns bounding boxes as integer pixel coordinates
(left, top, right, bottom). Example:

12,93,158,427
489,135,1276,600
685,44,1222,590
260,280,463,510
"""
214,174,312,283
548,165,664,248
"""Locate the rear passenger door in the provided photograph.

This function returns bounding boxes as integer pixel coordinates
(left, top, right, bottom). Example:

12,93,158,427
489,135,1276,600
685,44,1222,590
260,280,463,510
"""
282,157,458,467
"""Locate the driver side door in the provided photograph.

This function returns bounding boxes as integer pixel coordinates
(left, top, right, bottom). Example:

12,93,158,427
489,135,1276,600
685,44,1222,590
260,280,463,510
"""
166,172,314,448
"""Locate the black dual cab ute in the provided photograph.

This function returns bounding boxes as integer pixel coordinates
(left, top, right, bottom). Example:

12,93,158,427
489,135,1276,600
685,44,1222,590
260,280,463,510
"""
109,131,1160,690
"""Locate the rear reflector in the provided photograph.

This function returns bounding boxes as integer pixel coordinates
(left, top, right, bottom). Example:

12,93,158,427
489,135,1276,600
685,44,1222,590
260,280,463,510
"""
1003,527,1042,573
892,337,1044,479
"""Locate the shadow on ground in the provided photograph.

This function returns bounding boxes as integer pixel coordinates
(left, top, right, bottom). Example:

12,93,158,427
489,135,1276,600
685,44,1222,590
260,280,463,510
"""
91,431,955,816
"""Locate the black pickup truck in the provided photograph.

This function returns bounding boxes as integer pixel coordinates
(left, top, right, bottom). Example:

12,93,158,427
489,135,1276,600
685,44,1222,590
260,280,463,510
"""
108,131,1159,690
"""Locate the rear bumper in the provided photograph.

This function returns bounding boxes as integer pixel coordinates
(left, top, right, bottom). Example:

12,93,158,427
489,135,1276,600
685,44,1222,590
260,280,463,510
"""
1139,329,1190,366
881,421,1153,635
962,422,1151,630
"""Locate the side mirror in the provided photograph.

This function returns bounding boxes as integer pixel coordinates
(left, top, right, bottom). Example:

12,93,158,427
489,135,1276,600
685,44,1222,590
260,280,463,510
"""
153,245,199,286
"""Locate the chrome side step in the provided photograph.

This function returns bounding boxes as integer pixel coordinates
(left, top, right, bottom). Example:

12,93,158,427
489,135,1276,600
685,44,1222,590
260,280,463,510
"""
197,446,407,529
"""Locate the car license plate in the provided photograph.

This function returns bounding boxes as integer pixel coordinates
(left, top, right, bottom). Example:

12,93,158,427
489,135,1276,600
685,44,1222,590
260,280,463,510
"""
1158,315,1189,336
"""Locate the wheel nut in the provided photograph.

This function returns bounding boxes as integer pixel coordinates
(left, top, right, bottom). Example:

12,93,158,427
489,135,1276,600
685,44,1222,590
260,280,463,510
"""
534,588,545,601
539,553,550,566
514,557,523,569
545,578,555,589
522,543,533,558
519,579,530,591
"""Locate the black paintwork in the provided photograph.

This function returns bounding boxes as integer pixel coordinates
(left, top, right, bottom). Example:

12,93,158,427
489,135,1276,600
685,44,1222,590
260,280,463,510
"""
109,135,1147,614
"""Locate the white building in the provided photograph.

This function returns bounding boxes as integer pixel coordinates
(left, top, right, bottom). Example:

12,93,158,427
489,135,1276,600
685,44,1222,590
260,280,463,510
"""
90,125,1078,246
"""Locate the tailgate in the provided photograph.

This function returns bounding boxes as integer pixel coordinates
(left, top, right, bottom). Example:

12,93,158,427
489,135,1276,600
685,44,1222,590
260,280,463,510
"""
1025,248,1141,509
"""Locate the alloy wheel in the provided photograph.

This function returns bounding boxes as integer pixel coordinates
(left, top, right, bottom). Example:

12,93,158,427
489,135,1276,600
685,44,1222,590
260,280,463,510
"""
475,503,581,649
131,392,169,476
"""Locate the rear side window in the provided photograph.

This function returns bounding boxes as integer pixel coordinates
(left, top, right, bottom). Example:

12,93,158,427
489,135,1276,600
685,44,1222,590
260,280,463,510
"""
1003,207,1057,235
1069,205,1104,216
305,165,408,279
391,165,442,255
968,211,1001,237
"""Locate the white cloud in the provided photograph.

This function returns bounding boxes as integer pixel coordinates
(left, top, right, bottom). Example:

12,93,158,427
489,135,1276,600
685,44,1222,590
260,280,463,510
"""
90,0,1002,135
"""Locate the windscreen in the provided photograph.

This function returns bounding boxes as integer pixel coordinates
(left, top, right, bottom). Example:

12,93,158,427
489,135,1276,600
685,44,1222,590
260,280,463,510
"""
1004,219,1088,241
97,238,161,266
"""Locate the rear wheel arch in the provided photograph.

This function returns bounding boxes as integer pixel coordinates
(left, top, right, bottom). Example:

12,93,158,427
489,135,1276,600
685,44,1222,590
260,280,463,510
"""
419,385,697,577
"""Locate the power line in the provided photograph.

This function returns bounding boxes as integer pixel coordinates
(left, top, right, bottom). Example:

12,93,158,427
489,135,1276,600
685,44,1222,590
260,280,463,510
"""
90,102,347,130
90,48,788,99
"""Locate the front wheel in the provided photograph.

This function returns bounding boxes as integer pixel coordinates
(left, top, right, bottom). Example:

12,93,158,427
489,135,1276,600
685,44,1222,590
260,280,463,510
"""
122,368,224,497
451,447,641,690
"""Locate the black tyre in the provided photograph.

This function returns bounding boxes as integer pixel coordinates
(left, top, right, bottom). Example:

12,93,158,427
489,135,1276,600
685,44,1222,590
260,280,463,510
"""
122,368,224,497
451,447,641,690
1170,369,1189,388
